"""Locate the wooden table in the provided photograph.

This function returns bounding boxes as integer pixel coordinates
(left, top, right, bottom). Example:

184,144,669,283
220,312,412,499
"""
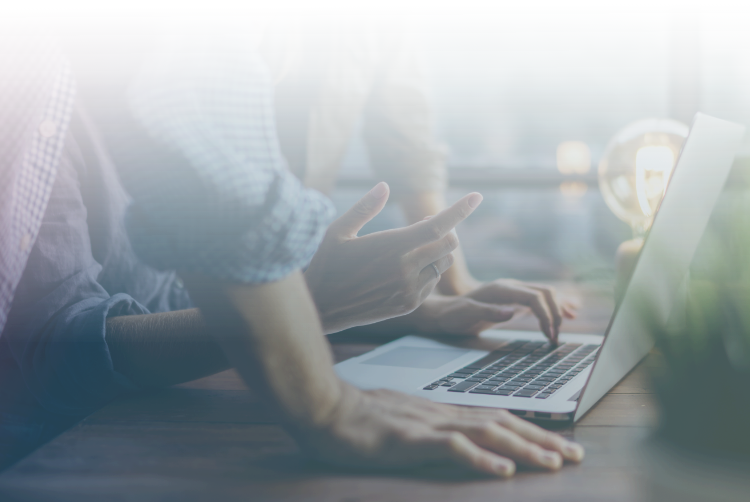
0,283,659,502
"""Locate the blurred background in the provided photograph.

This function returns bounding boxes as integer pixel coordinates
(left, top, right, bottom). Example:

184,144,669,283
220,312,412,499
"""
331,0,750,284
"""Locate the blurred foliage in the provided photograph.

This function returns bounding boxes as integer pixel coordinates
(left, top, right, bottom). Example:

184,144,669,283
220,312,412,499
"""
646,176,750,458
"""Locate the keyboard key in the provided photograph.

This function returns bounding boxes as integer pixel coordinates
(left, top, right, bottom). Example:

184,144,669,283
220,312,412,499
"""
466,351,512,370
423,384,439,390
440,382,455,387
447,373,470,379
523,385,546,391
536,393,551,399
469,388,500,395
474,385,497,391
487,377,508,383
448,381,480,393
498,385,522,391
494,389,514,396
514,389,538,397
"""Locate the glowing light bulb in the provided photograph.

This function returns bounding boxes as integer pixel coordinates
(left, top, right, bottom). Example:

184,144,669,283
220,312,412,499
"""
598,119,688,236
635,146,675,217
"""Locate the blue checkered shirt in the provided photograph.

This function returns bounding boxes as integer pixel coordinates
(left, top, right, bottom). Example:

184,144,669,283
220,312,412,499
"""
122,33,335,283
0,33,334,335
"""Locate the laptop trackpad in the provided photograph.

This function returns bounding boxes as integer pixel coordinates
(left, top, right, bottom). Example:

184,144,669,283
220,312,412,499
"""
362,347,469,369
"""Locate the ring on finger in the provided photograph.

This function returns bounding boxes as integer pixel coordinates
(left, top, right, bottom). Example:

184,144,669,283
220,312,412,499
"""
430,262,440,278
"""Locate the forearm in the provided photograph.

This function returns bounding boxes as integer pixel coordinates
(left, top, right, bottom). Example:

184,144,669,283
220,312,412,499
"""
106,309,229,388
182,270,344,429
399,192,479,295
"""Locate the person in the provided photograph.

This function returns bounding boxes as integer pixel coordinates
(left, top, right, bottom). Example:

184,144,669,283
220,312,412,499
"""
0,14,584,475
264,15,575,340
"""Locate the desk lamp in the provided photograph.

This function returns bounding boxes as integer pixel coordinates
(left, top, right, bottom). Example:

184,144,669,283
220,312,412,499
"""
598,118,689,299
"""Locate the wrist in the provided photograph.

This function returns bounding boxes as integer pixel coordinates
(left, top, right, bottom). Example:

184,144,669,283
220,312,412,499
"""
406,297,446,335
438,272,481,296
289,380,364,454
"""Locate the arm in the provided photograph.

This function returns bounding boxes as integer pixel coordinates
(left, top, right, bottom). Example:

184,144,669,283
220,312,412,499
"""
106,309,229,388
182,270,584,474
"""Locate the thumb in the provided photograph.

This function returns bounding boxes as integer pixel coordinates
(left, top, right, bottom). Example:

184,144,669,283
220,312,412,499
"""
331,182,390,237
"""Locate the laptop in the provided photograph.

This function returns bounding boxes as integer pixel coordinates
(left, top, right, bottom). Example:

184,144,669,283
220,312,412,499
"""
336,113,746,422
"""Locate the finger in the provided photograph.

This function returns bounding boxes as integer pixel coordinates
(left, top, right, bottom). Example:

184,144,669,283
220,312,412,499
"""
453,421,563,471
409,231,460,269
391,193,482,251
427,431,516,477
493,411,585,462
506,287,555,341
562,304,577,319
418,254,454,285
528,286,563,340
329,182,390,237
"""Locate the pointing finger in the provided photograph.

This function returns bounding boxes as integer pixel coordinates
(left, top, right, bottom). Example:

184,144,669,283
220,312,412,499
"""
391,193,482,252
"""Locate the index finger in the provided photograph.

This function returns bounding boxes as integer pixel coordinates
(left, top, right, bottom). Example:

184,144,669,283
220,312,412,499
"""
392,193,483,251
527,285,563,340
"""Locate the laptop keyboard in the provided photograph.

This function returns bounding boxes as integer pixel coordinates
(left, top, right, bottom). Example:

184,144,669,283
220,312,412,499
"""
422,341,599,399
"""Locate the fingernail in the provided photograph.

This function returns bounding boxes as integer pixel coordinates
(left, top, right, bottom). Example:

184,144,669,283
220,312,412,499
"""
563,442,585,462
370,182,388,199
538,450,562,469
500,307,515,317
467,193,483,209
494,460,515,477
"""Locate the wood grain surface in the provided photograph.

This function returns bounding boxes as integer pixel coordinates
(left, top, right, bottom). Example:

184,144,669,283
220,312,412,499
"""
0,283,659,502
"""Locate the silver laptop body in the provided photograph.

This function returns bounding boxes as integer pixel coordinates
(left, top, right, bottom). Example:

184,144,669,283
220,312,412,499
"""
336,114,745,421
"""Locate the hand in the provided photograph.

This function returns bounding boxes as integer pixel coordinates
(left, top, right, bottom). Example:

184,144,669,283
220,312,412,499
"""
463,279,576,343
305,182,483,333
408,294,518,337
301,383,584,476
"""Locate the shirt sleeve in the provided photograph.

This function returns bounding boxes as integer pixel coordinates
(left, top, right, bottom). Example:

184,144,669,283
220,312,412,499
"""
362,26,448,196
1,150,147,417
117,29,335,283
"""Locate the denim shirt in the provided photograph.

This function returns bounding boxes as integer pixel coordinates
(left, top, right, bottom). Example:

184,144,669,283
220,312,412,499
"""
0,106,191,468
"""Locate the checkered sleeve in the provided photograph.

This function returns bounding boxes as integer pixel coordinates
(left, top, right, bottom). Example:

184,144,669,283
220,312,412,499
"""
122,32,335,283
0,37,75,335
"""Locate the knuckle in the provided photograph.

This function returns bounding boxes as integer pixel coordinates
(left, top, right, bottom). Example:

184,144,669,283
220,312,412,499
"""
477,420,497,437
352,202,371,217
392,428,420,444
445,432,466,451
533,292,546,307
423,223,443,242
494,409,512,423
444,232,460,250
